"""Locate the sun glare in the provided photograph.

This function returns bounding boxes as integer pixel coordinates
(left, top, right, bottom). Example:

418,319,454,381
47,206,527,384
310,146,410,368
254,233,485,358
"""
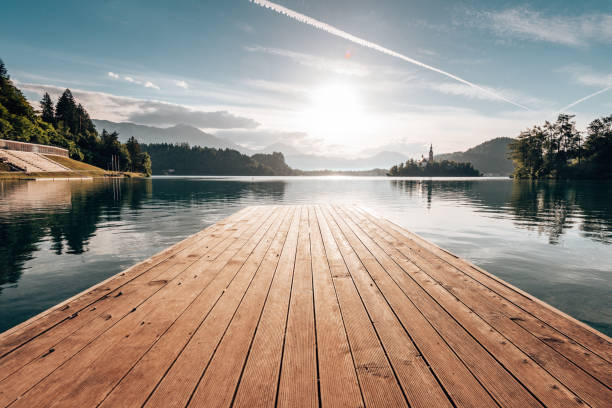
300,83,371,148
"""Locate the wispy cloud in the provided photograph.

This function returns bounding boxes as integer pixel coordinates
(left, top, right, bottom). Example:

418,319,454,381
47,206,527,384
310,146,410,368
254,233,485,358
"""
557,65,612,111
107,72,161,90
249,0,529,110
474,7,612,47
561,65,612,87
174,80,189,89
18,82,259,129
426,82,547,108
560,87,611,112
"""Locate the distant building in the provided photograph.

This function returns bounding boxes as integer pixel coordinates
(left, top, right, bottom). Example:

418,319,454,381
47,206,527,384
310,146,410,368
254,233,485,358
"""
419,144,434,167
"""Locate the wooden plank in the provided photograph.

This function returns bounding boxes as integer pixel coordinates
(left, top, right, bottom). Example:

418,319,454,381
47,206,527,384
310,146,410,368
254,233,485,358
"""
232,205,301,408
0,206,256,359
0,206,260,380
368,208,612,363
320,206,455,408
277,206,319,408
141,206,292,408
323,205,513,408
339,205,594,408
315,206,410,408
304,205,363,408
7,206,284,408
186,206,297,407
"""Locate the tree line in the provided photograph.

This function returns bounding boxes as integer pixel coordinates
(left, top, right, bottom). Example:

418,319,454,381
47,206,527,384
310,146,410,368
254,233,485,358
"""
0,58,151,175
142,143,294,175
509,114,612,179
388,159,481,177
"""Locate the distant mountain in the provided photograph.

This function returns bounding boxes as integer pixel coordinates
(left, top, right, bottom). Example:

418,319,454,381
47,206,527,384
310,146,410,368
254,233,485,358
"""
285,151,409,171
92,120,243,150
256,142,303,156
435,137,515,176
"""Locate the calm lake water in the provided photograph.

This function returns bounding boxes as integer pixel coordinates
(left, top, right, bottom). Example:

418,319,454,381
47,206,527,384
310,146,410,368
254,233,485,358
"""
0,176,611,335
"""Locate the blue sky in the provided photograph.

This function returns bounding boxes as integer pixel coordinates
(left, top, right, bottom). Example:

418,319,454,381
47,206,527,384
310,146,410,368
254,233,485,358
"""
2,0,611,157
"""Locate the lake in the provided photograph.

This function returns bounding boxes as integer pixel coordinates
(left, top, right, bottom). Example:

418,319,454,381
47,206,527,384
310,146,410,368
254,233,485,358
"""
0,176,610,336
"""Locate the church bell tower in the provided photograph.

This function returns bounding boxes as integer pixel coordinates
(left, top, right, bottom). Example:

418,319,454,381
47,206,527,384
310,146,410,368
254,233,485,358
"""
428,144,434,163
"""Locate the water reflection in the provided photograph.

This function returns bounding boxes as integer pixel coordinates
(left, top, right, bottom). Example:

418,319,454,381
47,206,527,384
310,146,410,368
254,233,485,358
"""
389,179,612,245
0,178,287,289
0,177,610,335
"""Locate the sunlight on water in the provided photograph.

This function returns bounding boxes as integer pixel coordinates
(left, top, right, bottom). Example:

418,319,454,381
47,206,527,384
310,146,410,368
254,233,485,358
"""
0,176,610,335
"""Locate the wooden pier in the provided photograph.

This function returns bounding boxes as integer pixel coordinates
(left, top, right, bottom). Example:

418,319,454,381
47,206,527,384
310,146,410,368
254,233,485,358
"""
0,205,610,407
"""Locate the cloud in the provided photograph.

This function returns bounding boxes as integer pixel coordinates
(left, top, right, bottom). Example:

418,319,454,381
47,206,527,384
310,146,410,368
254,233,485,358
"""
174,80,189,89
560,65,612,88
249,0,529,110
17,82,259,129
144,81,160,90
107,72,161,90
214,128,310,150
474,7,612,47
556,65,612,111
128,104,259,129
425,81,546,108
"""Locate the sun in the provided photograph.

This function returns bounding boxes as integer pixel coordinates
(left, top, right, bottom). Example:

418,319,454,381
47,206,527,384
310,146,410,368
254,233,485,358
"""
299,82,372,148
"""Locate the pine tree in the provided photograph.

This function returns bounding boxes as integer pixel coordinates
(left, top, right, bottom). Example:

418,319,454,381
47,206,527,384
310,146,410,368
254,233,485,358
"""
40,92,55,124
55,89,77,132
0,59,8,80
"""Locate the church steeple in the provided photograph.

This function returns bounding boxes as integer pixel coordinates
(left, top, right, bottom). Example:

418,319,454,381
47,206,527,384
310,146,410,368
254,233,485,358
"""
428,144,434,162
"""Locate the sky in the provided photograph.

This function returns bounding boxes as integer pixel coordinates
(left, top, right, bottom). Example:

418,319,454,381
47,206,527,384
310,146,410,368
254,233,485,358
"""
2,0,611,158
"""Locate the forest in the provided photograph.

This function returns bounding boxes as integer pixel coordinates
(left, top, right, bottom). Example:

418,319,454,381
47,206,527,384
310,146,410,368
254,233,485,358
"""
388,159,481,177
0,59,151,175
142,143,294,175
509,114,612,179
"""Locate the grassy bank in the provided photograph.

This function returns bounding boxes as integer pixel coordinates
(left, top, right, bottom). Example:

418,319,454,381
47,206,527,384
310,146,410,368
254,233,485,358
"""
0,155,148,179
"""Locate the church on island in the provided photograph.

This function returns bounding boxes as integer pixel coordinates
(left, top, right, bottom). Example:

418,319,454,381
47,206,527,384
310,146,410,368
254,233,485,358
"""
419,144,434,167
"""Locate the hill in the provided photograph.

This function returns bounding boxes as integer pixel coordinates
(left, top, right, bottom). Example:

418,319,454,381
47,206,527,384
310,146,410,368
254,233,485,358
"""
92,120,243,151
0,58,151,175
435,137,515,176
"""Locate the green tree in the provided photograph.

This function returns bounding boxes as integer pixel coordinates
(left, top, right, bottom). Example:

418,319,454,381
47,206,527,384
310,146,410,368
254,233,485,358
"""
40,92,55,125
0,59,8,80
55,89,78,133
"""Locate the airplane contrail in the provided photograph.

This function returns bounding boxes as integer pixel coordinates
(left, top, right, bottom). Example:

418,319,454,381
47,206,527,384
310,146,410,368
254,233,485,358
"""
559,86,611,112
249,0,530,110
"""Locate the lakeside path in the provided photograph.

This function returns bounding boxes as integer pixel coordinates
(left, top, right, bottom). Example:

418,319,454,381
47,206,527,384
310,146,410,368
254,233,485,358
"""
0,204,610,407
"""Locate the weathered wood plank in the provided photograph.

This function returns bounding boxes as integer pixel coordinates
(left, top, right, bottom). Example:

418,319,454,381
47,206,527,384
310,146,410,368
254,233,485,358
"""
306,205,363,408
232,205,301,408
186,206,297,407
321,206,457,408
277,206,319,407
